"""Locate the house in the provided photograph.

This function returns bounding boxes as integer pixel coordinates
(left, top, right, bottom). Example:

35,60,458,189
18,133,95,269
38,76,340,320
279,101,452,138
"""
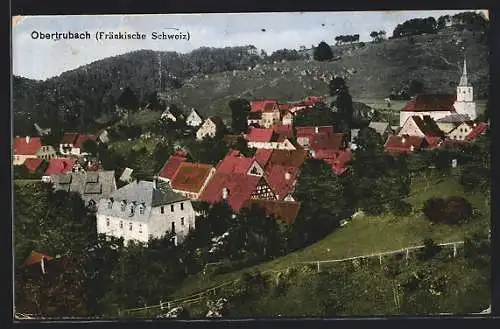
13,136,42,165
169,162,215,200
51,170,117,209
314,148,353,175
185,108,204,127
250,100,278,113
246,127,297,150
254,149,274,168
465,121,488,141
23,158,45,174
281,111,294,126
196,116,226,140
161,105,185,122
399,58,477,126
199,151,276,211
119,167,134,183
247,111,262,127
42,158,76,182
384,135,426,155
96,179,195,246
309,133,345,159
158,151,188,183
242,199,301,224
368,121,391,138
447,121,476,141
398,116,444,139
295,126,335,149
59,133,97,156
36,145,57,161
266,149,308,169
261,102,282,128
264,164,300,201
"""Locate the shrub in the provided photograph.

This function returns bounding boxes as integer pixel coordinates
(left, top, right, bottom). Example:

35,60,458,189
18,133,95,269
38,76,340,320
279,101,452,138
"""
390,200,413,216
417,238,442,261
422,197,446,223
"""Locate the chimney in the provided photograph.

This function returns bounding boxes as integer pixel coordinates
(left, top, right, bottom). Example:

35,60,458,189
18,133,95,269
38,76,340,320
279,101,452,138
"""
285,172,291,180
26,136,30,143
315,126,319,134
222,187,229,200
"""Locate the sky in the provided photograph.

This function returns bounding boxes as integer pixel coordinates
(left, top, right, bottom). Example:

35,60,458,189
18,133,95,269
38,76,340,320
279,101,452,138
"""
12,10,485,81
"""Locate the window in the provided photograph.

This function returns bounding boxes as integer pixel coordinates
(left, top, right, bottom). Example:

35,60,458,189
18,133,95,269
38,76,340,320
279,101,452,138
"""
139,224,142,233
180,203,184,211
129,222,133,231
120,221,123,229
171,205,174,212
181,217,185,226
161,206,164,214
106,218,110,227
171,222,176,233
139,205,144,215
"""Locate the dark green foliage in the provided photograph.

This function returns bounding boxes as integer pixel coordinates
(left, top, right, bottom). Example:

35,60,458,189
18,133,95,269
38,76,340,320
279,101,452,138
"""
459,135,490,193
417,238,443,261
184,137,229,166
422,196,473,225
313,41,333,61
329,77,354,130
229,98,251,133
267,48,306,63
231,137,256,157
390,200,413,216
152,142,175,172
293,103,335,127
392,17,438,38
335,34,360,45
82,139,98,156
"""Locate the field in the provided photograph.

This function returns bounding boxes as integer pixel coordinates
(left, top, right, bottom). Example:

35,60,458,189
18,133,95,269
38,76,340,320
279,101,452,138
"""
168,170,489,299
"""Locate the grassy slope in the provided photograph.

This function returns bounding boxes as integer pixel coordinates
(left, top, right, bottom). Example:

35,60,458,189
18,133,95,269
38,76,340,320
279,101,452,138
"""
170,170,489,299
156,30,488,122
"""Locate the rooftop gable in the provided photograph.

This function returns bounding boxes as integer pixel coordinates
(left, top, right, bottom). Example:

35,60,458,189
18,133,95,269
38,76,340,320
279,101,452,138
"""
13,137,42,155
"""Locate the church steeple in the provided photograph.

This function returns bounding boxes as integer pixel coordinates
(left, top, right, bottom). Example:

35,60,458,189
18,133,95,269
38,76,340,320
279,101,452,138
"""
459,56,469,86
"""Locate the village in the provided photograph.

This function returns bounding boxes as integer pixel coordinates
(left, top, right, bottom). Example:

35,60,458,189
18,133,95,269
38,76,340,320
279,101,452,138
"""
13,57,488,249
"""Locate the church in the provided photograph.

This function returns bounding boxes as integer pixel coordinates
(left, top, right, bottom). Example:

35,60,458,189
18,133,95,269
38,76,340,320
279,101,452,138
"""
399,57,477,127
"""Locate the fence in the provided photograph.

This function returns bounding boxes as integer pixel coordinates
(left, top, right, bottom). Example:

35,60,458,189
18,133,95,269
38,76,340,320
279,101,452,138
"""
120,240,465,317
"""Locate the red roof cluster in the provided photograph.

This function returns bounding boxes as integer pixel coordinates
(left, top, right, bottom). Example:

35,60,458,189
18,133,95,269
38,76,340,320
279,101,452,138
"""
296,126,334,137
265,165,300,201
60,133,97,149
254,149,274,168
44,158,76,176
24,251,54,267
13,137,42,155
465,122,488,141
159,153,188,180
272,124,294,139
23,158,44,173
401,94,456,113
216,150,258,174
310,133,344,152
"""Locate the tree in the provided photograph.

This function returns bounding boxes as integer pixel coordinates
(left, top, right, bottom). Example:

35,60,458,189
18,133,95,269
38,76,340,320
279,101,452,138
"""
313,41,333,61
117,87,139,126
443,196,473,224
82,139,98,156
293,103,335,127
369,31,379,42
229,99,251,133
152,142,175,172
329,77,354,134
186,137,229,166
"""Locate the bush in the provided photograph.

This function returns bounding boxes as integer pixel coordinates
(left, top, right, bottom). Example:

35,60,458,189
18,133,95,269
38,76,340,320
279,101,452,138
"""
390,200,413,216
422,196,473,224
417,238,442,261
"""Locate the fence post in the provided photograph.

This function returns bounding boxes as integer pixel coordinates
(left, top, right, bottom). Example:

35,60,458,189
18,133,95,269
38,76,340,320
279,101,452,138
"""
317,261,321,272
405,249,409,264
379,255,382,265
453,243,457,258
160,300,164,311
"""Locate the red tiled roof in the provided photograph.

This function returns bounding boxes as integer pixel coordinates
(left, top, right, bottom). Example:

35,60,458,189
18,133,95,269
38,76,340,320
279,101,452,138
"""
384,135,425,154
13,137,42,155
24,158,44,173
272,124,294,139
44,158,76,176
159,155,188,180
60,132,79,145
247,127,274,143
254,149,273,168
199,172,261,212
24,251,54,267
74,134,97,149
310,133,344,152
170,162,214,194
268,149,308,168
465,122,488,141
295,126,334,137
279,103,294,111
250,100,278,113
305,96,327,104
265,165,300,201
242,199,301,224
424,136,444,150
411,116,444,137
401,94,456,112
216,151,255,174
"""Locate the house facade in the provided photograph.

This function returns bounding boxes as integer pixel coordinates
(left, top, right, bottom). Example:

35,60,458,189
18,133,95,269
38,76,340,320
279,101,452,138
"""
59,133,97,156
96,180,195,246
36,145,57,161
261,103,282,128
185,108,204,127
447,122,475,141
196,117,225,140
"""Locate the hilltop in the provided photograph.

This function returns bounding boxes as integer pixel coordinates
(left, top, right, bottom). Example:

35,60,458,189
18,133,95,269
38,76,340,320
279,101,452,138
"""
13,28,488,133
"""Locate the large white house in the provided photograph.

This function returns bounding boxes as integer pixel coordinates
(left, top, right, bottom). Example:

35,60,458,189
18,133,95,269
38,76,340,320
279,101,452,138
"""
185,108,204,127
399,57,477,127
96,179,196,246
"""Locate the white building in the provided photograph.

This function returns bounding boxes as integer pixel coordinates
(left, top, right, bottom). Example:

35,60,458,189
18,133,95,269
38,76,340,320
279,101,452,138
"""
399,57,477,127
196,117,226,140
96,179,196,246
185,108,204,127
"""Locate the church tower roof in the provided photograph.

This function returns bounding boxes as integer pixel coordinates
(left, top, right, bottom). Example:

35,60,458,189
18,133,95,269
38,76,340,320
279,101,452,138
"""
459,56,470,86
